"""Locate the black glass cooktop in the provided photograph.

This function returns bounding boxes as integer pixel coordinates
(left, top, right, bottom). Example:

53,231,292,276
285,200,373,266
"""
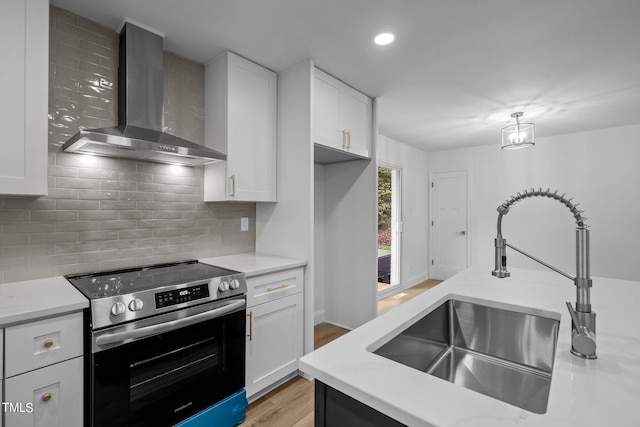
66,261,239,299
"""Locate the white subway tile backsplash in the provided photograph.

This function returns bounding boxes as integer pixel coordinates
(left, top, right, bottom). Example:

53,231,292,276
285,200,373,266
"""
99,220,138,230
3,245,55,257
56,200,100,210
0,6,255,284
78,210,118,221
30,211,78,222
78,189,119,200
118,229,153,239
30,232,79,244
55,241,101,254
55,221,101,232
0,234,30,246
57,177,101,189
78,231,119,241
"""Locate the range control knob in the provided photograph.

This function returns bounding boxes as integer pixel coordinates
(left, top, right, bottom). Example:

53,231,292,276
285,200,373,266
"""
128,299,144,312
218,281,230,292
230,279,240,290
110,302,126,317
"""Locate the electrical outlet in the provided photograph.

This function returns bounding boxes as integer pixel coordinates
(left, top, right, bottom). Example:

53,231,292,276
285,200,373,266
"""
241,217,249,231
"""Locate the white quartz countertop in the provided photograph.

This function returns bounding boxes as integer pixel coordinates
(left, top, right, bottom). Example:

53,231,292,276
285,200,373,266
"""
200,252,306,277
299,265,640,426
0,276,88,327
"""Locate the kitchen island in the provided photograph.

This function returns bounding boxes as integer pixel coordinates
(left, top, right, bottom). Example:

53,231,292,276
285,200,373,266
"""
299,265,640,426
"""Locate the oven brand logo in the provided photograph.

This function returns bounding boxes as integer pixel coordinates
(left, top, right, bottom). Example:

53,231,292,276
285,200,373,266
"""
2,402,34,413
174,401,193,413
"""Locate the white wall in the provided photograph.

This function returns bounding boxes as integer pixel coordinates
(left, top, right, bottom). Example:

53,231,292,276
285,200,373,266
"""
256,60,315,353
428,124,640,281
313,164,326,324
377,135,431,288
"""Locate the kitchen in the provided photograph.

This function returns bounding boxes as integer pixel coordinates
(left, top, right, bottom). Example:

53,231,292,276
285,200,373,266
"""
1,0,640,426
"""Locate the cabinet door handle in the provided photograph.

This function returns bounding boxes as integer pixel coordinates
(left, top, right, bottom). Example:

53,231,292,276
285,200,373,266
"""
43,339,54,348
42,393,52,402
347,130,352,149
342,130,348,149
247,311,253,341
266,283,289,292
230,174,236,198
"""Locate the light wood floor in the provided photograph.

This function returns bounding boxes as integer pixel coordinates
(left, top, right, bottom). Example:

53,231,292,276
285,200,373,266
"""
241,278,442,427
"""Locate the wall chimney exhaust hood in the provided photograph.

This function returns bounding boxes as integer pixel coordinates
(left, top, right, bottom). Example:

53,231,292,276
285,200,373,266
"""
62,21,225,166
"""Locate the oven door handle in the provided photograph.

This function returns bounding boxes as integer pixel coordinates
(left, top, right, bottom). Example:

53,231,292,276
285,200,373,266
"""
95,299,245,347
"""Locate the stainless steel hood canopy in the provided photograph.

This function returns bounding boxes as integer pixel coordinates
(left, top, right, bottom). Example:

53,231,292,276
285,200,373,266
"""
63,22,225,166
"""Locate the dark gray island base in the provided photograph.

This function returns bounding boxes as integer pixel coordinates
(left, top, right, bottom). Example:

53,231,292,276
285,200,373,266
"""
315,381,407,426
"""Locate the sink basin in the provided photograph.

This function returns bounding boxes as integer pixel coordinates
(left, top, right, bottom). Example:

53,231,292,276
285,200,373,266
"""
372,297,560,414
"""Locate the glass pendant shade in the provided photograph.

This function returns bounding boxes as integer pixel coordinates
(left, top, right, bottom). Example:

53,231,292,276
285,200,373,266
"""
501,112,535,149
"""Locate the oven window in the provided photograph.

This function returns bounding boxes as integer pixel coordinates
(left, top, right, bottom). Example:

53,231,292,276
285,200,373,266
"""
130,336,220,413
91,307,245,427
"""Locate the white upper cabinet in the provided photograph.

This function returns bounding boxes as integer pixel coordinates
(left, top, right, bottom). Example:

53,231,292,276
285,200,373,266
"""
314,68,371,161
0,0,48,196
204,52,277,202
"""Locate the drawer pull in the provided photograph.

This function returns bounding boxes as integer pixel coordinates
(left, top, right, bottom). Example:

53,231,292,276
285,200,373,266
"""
43,339,54,348
42,393,52,402
266,283,289,292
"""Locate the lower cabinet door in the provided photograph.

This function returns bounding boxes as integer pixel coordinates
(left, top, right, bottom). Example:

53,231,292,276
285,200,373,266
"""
4,356,83,427
246,292,304,398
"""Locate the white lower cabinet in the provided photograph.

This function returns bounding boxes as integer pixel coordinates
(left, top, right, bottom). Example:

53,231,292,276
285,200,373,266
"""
2,312,84,427
245,269,304,399
4,357,83,427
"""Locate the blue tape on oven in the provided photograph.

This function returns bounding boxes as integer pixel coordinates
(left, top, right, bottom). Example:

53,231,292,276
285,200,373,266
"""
174,389,247,427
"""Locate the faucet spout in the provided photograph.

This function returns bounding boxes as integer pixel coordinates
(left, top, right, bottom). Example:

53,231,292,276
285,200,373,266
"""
491,188,597,359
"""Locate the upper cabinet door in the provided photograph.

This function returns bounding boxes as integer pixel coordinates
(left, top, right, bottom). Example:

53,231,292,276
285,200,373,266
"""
341,86,371,158
227,53,277,202
204,52,277,202
313,68,371,161
314,70,342,150
0,0,48,196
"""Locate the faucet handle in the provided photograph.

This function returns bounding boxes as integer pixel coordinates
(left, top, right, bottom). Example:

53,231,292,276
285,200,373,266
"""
566,302,597,359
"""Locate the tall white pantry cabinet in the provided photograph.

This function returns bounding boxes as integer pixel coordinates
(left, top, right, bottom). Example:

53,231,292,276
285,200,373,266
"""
256,61,378,356
0,0,48,196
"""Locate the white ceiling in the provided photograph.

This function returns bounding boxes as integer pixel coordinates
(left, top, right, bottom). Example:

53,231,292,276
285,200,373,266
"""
51,0,640,152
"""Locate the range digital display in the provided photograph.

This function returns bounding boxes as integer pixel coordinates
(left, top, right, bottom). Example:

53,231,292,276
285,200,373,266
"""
155,284,210,308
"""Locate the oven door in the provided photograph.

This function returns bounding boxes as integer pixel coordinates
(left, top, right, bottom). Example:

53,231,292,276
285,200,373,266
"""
90,296,245,427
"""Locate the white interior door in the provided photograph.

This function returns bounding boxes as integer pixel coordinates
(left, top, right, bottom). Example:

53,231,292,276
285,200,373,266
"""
430,171,468,280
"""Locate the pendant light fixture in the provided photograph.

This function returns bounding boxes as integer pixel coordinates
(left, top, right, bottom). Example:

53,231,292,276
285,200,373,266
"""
501,112,535,149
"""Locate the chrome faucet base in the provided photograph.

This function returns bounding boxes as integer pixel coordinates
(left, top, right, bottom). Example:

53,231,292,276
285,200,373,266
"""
491,270,510,278
570,348,598,360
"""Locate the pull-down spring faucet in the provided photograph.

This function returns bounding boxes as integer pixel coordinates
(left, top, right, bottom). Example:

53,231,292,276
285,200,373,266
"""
492,188,597,359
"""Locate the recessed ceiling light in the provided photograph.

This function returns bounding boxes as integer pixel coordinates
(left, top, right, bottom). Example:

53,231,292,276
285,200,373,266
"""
374,32,396,46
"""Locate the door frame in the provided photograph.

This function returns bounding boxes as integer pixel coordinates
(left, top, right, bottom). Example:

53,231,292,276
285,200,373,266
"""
428,169,471,280
377,161,403,299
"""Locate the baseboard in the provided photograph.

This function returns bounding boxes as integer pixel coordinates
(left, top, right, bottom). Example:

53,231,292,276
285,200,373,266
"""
320,319,353,331
246,371,299,404
402,272,431,289
314,309,326,325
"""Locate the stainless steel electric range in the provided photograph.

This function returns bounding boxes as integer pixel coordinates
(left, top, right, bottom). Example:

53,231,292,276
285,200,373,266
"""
66,260,248,427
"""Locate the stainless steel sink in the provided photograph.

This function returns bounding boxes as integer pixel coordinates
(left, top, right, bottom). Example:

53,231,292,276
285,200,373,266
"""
372,297,560,414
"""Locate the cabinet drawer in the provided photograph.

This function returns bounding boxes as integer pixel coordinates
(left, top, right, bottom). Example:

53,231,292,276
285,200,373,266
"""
5,312,84,377
247,268,303,307
4,356,83,427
